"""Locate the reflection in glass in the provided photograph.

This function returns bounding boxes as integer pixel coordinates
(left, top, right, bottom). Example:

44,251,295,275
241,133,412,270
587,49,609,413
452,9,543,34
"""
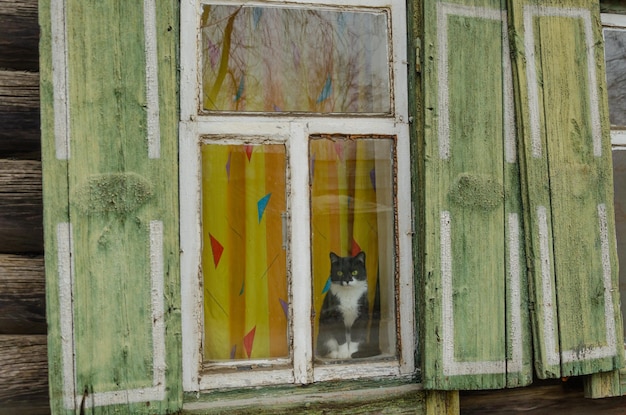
310,136,396,361
201,5,391,113
604,28,626,127
202,143,288,361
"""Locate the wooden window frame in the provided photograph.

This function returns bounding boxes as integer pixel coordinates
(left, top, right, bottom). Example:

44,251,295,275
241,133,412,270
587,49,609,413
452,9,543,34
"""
179,0,416,392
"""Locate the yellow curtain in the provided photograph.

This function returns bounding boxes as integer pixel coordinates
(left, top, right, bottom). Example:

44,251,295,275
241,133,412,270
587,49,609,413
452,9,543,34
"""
202,144,288,361
310,138,384,343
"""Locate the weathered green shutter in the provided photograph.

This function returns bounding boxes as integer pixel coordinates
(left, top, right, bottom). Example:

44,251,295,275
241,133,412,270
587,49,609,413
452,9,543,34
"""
40,1,181,413
509,0,624,379
421,0,533,390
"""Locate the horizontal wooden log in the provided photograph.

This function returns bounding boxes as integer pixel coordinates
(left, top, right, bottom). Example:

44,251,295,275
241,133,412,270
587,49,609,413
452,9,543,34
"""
0,70,41,159
0,335,48,408
0,254,45,335
0,0,39,72
0,70,39,110
0,160,43,253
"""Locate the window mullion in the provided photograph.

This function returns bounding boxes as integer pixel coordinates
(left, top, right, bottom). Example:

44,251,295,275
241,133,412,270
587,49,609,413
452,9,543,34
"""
289,122,314,384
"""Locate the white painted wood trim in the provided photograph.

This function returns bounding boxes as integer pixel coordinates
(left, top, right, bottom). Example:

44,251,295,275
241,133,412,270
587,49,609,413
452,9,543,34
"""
180,0,201,121
289,123,314,385
57,221,167,409
602,13,626,29
439,211,524,376
144,0,161,159
56,223,76,410
51,0,70,160
436,3,514,162
395,124,416,375
179,121,202,392
537,205,619,366
523,6,602,158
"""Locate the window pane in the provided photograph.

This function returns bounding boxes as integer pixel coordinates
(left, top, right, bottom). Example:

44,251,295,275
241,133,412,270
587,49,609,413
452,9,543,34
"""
310,136,396,361
201,5,391,114
201,143,288,361
604,28,626,127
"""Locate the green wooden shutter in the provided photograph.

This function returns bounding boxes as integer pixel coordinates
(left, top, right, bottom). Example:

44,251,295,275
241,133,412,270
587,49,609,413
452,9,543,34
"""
40,1,181,413
509,0,624,379
421,0,533,390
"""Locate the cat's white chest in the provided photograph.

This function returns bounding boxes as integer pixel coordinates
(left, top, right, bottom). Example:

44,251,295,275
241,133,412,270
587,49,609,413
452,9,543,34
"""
330,280,367,328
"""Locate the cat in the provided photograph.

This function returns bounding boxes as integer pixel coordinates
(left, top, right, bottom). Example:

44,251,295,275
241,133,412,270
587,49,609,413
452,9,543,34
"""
316,251,381,359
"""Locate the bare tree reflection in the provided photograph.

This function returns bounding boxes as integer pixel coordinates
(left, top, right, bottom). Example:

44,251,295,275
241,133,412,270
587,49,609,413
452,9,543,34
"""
201,5,390,113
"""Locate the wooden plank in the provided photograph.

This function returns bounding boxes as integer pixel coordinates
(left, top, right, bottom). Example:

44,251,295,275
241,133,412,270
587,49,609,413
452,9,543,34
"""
40,0,181,412
0,335,48,405
421,0,531,390
0,68,40,159
0,254,46,334
0,0,38,72
0,159,43,253
584,370,622,398
184,384,425,414
509,0,624,379
461,381,626,414
425,390,459,415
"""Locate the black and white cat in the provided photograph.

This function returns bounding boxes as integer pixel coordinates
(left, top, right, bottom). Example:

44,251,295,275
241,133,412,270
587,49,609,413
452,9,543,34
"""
316,251,380,359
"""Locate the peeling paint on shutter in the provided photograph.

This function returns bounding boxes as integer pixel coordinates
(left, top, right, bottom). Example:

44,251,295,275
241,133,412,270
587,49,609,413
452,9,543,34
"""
421,0,533,390
40,1,181,413
509,0,624,379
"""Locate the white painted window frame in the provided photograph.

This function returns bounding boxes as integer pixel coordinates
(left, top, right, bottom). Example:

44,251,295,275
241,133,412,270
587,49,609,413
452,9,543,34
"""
179,0,416,392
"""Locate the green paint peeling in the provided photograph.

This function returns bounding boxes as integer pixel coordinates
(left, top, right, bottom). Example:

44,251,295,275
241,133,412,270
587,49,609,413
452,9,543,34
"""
72,172,153,215
448,173,503,211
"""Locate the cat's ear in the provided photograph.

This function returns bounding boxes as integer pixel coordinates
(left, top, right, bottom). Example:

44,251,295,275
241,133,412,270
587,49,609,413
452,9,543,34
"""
355,251,366,263
329,252,340,262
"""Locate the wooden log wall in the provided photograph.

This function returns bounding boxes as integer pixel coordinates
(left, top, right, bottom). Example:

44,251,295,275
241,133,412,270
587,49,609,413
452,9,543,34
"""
0,1,49,414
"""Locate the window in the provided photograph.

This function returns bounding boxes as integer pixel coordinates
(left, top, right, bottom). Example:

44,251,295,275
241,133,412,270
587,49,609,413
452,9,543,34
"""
180,0,415,391
603,13,626,343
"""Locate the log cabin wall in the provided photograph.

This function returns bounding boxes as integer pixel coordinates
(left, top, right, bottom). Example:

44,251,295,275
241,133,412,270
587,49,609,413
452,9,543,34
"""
0,0,49,414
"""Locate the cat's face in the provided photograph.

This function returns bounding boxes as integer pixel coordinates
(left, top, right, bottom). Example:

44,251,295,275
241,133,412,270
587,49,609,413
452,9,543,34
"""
329,251,367,286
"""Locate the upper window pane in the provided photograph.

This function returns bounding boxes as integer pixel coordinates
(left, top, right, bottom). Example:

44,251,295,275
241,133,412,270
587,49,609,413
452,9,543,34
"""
604,28,626,127
201,4,392,114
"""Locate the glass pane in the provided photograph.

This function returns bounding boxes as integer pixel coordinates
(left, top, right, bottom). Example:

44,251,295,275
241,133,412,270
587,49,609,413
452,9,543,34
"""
202,143,288,361
604,28,626,127
201,5,391,113
310,136,396,361
613,150,626,341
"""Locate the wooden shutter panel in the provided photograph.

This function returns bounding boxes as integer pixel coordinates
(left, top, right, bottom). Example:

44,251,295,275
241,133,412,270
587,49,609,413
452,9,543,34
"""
40,1,182,413
509,0,624,379
421,0,533,390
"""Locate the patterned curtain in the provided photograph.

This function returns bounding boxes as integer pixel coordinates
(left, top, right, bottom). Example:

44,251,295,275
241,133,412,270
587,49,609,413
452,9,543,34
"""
202,144,288,360
310,137,395,351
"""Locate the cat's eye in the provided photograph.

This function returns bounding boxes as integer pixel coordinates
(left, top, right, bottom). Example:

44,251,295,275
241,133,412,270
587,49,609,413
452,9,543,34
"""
351,270,358,276
337,271,343,276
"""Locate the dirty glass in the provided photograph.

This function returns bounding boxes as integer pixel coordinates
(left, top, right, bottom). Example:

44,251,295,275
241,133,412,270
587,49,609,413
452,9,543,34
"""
310,136,397,361
201,5,391,113
604,28,626,127
201,143,288,361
